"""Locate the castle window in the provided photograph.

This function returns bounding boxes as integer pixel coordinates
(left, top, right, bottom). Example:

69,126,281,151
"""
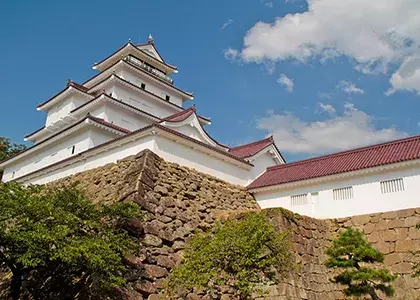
380,178,404,194
165,95,170,101
69,145,76,155
333,186,354,200
290,194,308,206
140,83,146,90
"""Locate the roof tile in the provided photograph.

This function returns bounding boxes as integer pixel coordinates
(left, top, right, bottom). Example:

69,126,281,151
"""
248,135,420,190
229,137,274,158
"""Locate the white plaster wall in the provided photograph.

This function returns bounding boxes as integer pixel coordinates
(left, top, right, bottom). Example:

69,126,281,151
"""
12,134,252,187
167,123,209,144
89,103,153,132
153,136,250,186
22,137,157,185
2,128,118,183
111,85,178,119
249,152,279,183
118,68,183,107
254,165,420,218
46,94,89,126
2,129,91,182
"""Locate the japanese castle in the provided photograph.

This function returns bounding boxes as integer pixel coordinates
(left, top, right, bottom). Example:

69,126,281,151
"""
1,36,420,219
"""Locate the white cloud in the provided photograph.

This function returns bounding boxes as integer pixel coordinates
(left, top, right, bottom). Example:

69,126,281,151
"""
337,80,365,95
264,1,273,8
221,19,234,30
224,48,240,61
256,104,406,154
318,102,335,115
387,56,420,95
240,0,420,75
277,73,294,92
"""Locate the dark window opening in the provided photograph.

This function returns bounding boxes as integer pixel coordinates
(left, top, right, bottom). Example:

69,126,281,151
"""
71,145,75,155
165,95,170,101
141,83,146,90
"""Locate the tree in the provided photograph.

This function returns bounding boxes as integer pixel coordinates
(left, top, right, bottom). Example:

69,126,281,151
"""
0,137,26,162
0,182,141,300
0,137,26,180
168,212,293,299
325,227,397,300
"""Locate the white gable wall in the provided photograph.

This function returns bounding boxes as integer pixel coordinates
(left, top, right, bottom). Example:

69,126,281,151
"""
89,103,153,132
45,94,90,127
254,164,420,219
118,68,183,107
111,84,178,119
248,151,280,183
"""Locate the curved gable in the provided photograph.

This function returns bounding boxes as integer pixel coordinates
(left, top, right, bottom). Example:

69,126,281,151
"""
161,112,228,151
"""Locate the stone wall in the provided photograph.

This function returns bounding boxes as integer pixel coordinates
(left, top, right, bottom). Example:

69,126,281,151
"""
257,208,420,300
15,150,420,299
53,150,259,299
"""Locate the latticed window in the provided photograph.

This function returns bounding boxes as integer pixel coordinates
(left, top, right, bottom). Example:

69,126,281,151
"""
333,186,354,200
380,178,404,194
290,194,308,206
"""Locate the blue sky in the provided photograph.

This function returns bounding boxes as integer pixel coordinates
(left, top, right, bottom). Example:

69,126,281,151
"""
1,0,420,162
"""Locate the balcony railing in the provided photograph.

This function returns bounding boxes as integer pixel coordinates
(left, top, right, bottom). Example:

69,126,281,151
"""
124,56,174,85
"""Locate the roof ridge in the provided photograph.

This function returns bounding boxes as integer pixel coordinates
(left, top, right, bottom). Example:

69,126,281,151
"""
87,115,131,134
267,134,419,171
163,106,195,121
229,136,273,151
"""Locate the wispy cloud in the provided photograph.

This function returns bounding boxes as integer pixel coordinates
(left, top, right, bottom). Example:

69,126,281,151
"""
277,74,294,92
318,102,336,115
224,48,240,61
337,80,365,95
221,19,234,30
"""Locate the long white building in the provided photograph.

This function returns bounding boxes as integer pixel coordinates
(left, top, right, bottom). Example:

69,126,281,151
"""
1,37,420,219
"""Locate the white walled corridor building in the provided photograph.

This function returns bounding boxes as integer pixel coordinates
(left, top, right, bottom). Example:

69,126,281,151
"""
1,37,420,219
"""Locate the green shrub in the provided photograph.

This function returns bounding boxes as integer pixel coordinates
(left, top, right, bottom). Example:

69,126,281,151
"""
168,212,293,298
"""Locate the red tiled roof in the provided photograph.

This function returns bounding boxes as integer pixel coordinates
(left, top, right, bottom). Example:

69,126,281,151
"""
162,106,196,122
162,106,210,123
247,134,420,190
68,80,89,92
229,137,274,158
87,115,131,134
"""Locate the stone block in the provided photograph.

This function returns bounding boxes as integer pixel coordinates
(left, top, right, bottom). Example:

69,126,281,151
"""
135,281,157,295
397,208,416,218
395,239,415,252
156,255,175,269
143,264,169,279
405,216,420,227
395,227,409,240
351,215,371,226
381,230,399,242
392,262,413,274
384,253,403,265
367,231,381,243
143,235,163,247
382,211,398,219
374,241,393,254
388,218,405,229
